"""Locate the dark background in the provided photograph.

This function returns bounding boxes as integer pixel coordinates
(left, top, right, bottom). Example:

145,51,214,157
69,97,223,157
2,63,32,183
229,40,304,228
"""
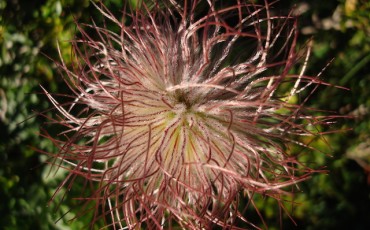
1,0,369,229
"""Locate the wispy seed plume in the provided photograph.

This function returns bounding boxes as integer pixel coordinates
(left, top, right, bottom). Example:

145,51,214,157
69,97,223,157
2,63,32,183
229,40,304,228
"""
42,0,341,229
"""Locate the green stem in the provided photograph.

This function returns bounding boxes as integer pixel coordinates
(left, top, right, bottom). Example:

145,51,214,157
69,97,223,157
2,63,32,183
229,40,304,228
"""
340,53,370,85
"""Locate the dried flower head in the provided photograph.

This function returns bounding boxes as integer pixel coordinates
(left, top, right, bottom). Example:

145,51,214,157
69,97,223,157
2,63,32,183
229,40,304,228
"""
42,0,339,229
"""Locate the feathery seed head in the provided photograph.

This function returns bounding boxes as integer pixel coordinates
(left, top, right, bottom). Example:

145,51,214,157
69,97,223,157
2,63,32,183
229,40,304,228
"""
43,1,338,229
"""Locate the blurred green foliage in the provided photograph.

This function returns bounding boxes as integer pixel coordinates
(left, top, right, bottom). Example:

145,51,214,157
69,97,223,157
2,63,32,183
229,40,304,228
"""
1,0,369,229
0,0,95,229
